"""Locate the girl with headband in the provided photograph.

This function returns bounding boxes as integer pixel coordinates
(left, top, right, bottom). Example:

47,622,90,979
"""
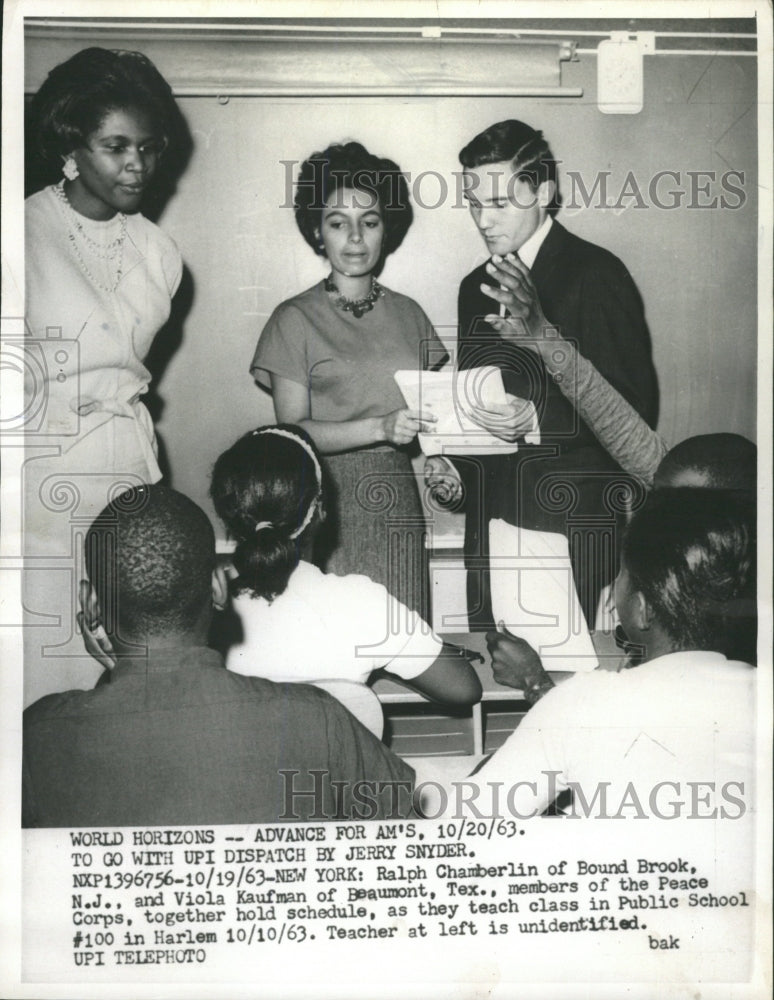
210,425,481,736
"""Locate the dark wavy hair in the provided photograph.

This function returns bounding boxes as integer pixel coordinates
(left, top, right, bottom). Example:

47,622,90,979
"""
210,425,324,602
294,141,413,258
29,47,183,163
85,485,215,639
459,119,561,215
622,488,755,658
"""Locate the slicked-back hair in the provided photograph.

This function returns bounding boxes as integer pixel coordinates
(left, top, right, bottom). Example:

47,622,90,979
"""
85,485,215,639
294,141,413,258
654,433,757,492
622,488,755,657
210,425,323,602
29,46,181,163
459,119,561,214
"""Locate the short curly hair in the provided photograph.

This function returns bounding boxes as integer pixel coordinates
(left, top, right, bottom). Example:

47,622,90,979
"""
29,46,181,163
85,484,215,638
654,433,757,492
294,141,413,258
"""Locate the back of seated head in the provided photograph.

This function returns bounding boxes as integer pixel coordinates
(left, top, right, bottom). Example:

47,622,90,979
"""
654,433,757,491
85,484,215,641
210,424,323,602
622,487,755,660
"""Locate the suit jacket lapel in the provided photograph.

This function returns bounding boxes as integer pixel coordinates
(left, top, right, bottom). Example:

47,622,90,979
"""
530,218,566,288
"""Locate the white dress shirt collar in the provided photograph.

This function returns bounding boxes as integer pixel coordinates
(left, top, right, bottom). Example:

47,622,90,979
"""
516,215,553,269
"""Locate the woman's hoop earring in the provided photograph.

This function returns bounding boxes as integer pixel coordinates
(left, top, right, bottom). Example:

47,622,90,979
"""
62,156,79,181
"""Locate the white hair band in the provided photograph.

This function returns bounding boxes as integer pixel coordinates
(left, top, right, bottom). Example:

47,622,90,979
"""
252,427,323,540
253,426,323,488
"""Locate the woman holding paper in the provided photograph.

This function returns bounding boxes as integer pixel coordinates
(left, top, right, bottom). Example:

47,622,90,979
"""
251,142,448,613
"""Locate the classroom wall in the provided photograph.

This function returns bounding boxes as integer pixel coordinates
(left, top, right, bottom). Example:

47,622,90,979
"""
26,37,759,535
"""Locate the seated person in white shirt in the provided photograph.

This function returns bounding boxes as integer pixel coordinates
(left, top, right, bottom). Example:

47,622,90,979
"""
432,487,755,819
210,425,481,737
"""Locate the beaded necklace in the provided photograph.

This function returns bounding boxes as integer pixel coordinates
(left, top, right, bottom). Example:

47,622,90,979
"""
53,182,127,294
324,275,383,318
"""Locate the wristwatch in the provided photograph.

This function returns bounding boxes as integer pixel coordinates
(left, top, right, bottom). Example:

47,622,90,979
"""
524,675,555,706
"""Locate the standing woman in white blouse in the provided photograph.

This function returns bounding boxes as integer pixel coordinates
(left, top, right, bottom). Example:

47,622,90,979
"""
24,48,186,705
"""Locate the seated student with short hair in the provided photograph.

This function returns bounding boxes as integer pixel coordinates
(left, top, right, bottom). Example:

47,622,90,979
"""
441,488,756,818
649,435,757,665
653,432,756,491
480,432,758,700
22,484,416,827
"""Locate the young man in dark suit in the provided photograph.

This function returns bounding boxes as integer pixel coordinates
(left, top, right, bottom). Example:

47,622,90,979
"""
428,119,658,628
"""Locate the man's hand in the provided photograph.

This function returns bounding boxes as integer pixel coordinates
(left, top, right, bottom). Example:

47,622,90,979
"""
424,455,463,503
76,612,116,672
479,253,552,346
485,628,555,705
468,393,535,443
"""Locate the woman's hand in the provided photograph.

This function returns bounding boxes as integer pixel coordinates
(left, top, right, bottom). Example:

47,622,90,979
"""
272,374,436,454
468,393,535,443
380,408,436,446
424,455,463,503
480,253,552,348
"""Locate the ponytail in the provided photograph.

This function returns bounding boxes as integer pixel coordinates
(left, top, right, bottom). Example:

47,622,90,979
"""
232,524,305,602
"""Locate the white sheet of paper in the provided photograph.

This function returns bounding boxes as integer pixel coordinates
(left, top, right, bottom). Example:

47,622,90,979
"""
489,519,599,671
394,366,540,455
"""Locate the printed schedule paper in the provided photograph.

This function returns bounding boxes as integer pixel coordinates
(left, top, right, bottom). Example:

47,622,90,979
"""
394,366,540,455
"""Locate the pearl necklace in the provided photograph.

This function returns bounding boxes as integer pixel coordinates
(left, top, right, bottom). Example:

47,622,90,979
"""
324,275,383,318
53,182,127,294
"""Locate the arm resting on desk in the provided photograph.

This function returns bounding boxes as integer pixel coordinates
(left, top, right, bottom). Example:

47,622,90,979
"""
382,643,482,707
